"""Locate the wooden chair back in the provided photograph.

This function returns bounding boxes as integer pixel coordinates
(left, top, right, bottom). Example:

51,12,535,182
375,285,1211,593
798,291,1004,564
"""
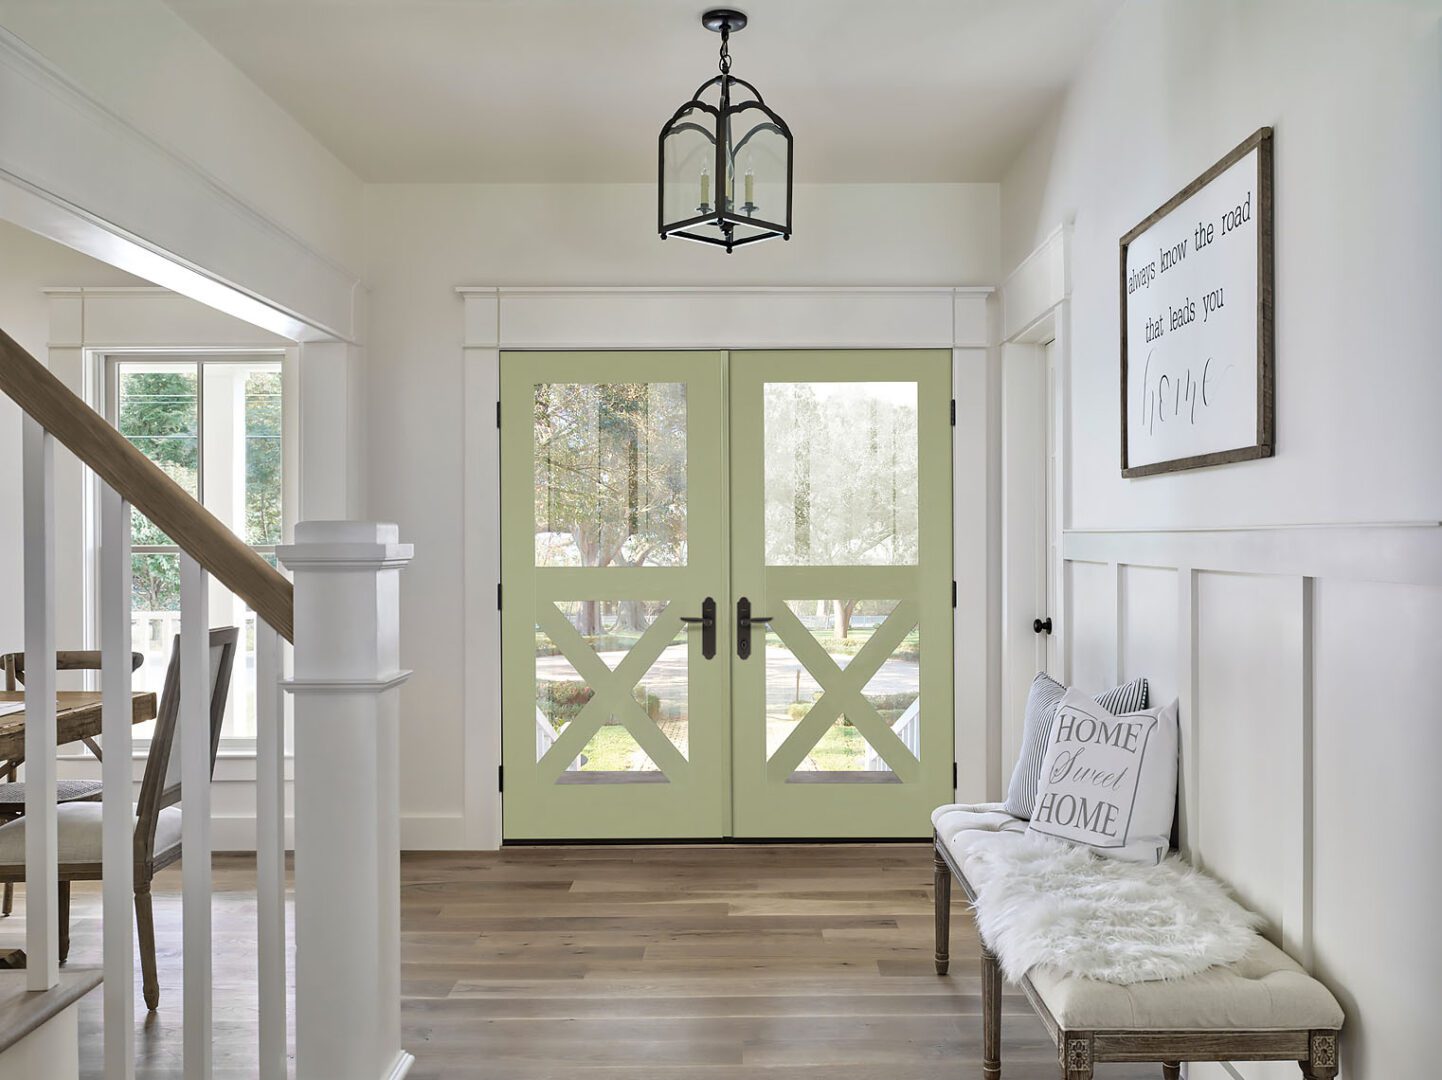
0,650,145,691
134,628,238,866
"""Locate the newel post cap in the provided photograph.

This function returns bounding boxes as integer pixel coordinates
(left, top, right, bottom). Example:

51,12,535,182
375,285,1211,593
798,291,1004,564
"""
278,520,413,688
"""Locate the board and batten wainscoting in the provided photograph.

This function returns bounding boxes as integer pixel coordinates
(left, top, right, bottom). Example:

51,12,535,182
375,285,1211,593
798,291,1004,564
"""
1057,521,1440,1080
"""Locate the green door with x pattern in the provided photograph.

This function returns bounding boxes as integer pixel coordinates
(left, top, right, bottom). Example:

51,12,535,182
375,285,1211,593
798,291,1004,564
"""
501,352,730,839
728,350,954,838
501,349,952,839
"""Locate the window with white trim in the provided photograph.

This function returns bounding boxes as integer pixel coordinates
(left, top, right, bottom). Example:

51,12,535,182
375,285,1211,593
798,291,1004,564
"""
104,353,285,743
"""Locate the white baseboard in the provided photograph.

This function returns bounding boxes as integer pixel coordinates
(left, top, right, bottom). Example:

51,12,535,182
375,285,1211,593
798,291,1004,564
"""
206,813,466,853
399,813,468,851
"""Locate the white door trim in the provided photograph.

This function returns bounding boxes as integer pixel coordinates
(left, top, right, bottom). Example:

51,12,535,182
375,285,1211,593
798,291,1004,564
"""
998,226,1071,781
459,285,995,849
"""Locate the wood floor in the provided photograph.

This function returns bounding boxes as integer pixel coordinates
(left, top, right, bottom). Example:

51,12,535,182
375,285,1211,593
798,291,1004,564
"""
29,844,1161,1078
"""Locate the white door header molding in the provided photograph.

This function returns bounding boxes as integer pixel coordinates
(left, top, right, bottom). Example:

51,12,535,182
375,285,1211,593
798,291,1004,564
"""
457,286,994,350
1001,224,1070,344
45,287,292,350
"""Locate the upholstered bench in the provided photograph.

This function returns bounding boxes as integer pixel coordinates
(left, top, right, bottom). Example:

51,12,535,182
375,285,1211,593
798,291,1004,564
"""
932,804,1343,1080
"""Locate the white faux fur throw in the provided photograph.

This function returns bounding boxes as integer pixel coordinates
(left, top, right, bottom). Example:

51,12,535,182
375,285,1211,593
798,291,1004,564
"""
969,834,1264,985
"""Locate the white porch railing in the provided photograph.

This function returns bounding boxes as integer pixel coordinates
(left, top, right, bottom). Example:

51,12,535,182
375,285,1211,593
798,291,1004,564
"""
5,327,414,1080
863,696,921,771
536,707,585,772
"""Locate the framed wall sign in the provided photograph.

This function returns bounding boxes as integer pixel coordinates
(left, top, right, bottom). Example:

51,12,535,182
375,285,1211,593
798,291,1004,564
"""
1120,127,1274,477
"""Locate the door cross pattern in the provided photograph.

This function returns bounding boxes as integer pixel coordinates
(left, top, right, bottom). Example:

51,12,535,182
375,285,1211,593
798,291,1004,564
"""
535,603,689,783
765,599,921,783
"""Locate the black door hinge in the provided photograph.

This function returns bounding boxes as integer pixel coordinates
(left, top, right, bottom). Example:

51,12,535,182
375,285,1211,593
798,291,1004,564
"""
498,765,504,792
952,761,958,789
497,583,502,610
950,399,956,425
496,401,501,428
952,580,957,608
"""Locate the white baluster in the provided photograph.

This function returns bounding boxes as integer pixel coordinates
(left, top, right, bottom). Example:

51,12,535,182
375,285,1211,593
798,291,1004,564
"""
180,553,212,1079
100,487,136,1079
21,417,58,991
254,621,287,1080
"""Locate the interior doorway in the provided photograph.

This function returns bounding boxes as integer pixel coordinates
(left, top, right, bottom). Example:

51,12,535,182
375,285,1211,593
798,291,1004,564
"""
499,349,955,840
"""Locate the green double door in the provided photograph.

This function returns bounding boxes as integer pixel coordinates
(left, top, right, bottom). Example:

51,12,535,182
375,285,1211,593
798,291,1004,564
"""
500,350,953,840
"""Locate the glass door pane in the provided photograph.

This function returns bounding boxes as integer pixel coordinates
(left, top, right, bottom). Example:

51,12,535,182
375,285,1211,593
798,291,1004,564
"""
501,352,728,840
729,351,954,838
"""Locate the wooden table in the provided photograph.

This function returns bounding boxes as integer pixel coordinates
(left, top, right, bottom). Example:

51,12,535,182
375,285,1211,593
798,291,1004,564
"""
0,691,158,762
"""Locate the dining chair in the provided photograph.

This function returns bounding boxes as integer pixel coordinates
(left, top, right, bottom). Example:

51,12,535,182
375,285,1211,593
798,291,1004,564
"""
0,650,145,916
0,628,237,1009
0,649,146,794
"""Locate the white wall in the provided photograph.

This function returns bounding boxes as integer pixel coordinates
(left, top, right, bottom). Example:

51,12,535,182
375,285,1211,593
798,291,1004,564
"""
1002,4,1442,1077
1004,0,1442,530
0,222,145,651
364,181,1000,846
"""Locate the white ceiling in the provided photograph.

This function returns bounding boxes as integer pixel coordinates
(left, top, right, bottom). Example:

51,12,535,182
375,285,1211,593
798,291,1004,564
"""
166,0,1121,184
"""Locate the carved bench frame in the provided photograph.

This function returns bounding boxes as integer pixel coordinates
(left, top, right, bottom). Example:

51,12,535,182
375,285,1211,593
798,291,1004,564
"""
932,832,1339,1080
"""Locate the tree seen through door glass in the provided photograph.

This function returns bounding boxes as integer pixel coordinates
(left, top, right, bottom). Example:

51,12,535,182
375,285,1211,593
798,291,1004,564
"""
763,382,918,566
533,383,687,571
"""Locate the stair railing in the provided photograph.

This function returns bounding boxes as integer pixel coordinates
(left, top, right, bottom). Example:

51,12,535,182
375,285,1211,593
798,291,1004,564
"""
0,327,413,1080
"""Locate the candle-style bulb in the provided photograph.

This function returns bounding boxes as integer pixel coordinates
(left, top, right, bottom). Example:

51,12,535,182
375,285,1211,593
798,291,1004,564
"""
744,155,755,207
699,163,710,208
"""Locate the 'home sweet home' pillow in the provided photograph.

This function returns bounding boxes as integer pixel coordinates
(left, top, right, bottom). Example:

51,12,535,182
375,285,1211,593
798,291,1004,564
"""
1002,673,1149,819
1026,688,1179,864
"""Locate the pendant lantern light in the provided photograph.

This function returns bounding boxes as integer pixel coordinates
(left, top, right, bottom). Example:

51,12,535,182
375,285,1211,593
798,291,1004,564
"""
658,9,793,252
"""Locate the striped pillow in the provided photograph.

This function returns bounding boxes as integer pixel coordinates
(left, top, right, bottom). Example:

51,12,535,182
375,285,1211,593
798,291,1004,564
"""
1002,672,1149,819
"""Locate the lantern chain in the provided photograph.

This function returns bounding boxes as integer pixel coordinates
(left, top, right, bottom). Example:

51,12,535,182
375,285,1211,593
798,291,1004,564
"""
718,24,732,74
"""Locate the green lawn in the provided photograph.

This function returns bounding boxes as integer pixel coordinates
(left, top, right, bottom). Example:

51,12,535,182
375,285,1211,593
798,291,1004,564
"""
805,721,872,771
578,725,639,770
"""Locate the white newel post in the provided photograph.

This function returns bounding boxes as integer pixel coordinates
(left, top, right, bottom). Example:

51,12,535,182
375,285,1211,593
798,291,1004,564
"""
278,522,415,1080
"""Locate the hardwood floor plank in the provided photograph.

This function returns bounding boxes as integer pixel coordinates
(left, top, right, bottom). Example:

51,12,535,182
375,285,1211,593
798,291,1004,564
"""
22,843,1164,1078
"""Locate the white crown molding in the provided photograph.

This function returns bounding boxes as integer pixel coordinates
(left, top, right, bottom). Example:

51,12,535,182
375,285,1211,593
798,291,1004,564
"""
0,27,360,343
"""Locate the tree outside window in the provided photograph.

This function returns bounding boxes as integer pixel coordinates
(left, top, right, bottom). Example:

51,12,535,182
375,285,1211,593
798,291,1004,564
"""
112,356,284,740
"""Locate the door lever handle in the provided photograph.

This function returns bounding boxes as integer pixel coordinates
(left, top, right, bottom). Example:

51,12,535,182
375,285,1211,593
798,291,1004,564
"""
736,596,773,660
680,596,717,659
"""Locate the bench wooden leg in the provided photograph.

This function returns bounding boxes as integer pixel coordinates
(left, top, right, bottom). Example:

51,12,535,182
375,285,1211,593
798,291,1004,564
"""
57,881,70,965
1060,1033,1093,1080
933,844,951,975
1300,1031,1338,1079
982,943,1001,1080
1162,1064,1180,1079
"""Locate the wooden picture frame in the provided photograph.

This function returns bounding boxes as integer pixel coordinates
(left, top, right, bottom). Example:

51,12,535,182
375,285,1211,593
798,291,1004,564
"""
1120,127,1274,477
